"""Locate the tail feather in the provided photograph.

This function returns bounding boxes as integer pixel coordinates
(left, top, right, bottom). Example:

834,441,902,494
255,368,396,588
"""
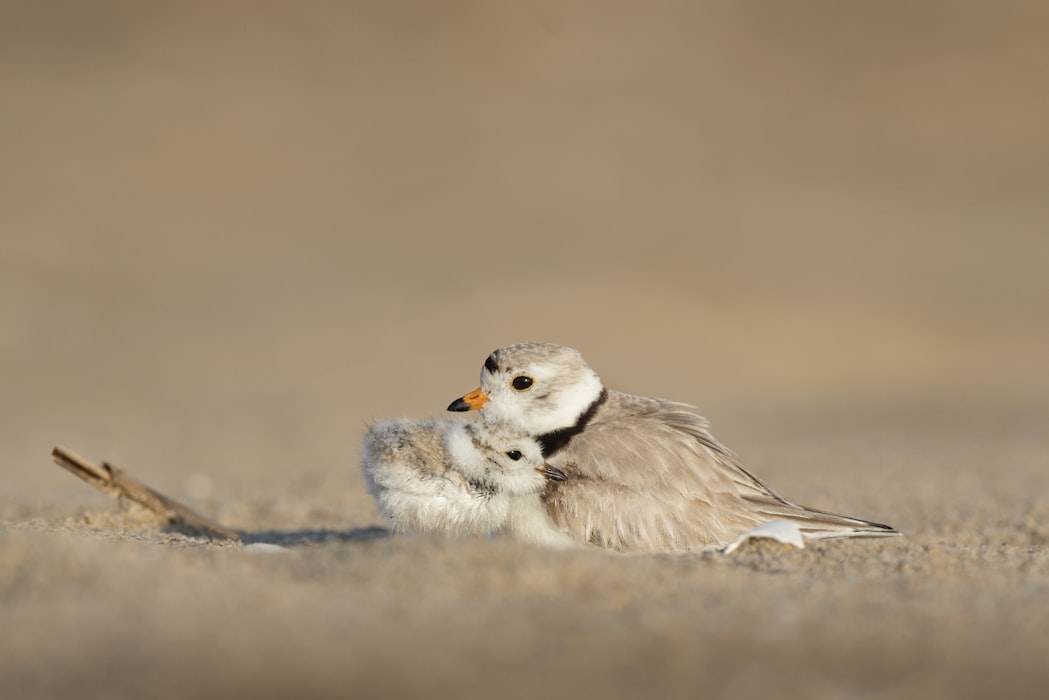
746,496,901,540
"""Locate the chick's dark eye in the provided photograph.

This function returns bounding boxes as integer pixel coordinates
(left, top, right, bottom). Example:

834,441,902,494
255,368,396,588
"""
511,375,534,391
506,450,523,461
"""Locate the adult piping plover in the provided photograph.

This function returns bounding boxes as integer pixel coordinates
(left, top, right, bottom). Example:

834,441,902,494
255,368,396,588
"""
362,419,573,546
448,342,900,553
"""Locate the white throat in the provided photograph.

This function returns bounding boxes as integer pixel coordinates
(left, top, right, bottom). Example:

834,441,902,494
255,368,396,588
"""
482,370,604,436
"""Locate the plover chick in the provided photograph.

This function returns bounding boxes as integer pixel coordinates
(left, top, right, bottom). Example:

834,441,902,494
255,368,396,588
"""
362,418,571,545
448,342,900,553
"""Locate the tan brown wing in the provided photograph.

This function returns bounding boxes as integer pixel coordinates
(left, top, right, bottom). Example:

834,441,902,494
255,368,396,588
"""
543,392,898,551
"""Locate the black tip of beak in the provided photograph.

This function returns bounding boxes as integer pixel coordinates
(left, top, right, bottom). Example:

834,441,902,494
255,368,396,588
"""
447,398,471,412
543,465,568,482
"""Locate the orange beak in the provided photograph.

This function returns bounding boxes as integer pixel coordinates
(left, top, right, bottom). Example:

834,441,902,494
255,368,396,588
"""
447,387,489,412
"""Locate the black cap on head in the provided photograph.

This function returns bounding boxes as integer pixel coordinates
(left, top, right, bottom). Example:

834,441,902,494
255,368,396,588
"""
483,353,499,374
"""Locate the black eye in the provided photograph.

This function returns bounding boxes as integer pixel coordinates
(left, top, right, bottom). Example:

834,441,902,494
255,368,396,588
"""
506,450,523,461
511,375,534,391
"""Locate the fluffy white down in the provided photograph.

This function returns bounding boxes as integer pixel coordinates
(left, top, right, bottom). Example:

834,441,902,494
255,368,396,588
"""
362,419,552,537
445,422,550,496
504,495,576,549
375,477,510,535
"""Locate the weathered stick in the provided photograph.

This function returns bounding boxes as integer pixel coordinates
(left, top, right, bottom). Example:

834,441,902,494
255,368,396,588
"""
51,445,241,541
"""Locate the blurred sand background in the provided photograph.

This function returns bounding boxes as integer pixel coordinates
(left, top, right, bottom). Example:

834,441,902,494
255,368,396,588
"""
2,1,1048,698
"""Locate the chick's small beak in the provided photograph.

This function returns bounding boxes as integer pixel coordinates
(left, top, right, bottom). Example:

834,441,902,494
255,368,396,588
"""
538,464,567,482
447,387,489,412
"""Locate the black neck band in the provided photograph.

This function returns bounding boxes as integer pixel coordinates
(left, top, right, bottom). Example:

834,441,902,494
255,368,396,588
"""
536,389,608,457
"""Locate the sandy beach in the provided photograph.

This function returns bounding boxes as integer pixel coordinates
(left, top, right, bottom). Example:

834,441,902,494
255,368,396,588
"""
3,2,1048,698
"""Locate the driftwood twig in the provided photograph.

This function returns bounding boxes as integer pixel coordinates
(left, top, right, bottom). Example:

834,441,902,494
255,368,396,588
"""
51,445,240,541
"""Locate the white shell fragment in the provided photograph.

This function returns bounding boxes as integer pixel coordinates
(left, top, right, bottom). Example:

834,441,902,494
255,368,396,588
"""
244,542,292,554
